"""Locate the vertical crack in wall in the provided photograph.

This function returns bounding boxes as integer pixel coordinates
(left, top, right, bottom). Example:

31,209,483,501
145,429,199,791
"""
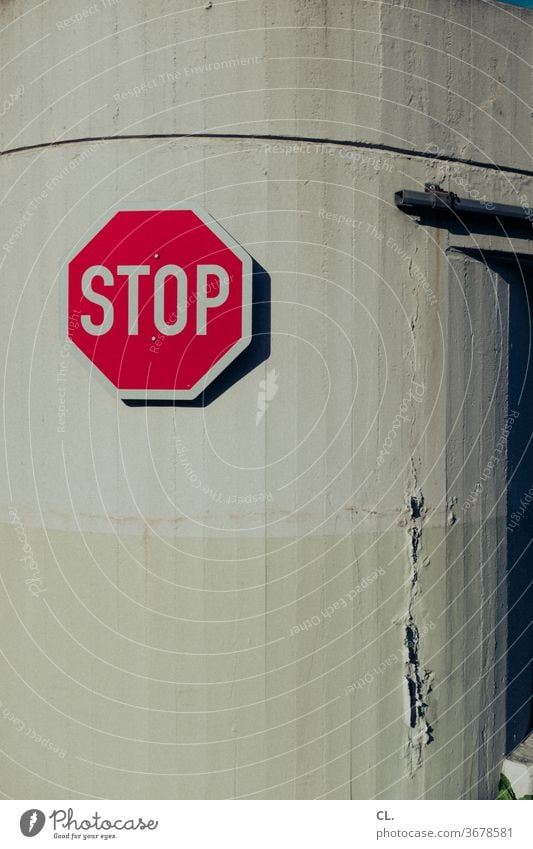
405,487,434,775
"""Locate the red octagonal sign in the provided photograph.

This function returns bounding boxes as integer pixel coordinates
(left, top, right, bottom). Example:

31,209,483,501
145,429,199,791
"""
66,206,252,400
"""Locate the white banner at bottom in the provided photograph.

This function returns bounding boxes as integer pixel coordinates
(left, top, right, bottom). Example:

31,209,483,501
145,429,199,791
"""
1,799,531,848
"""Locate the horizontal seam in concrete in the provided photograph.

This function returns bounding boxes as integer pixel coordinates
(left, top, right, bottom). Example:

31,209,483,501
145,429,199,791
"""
1,132,533,179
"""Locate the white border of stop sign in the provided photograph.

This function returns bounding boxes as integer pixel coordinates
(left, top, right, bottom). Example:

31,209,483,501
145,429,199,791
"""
64,204,253,401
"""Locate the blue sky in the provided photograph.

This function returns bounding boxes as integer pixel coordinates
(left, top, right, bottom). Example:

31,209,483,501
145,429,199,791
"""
495,0,533,7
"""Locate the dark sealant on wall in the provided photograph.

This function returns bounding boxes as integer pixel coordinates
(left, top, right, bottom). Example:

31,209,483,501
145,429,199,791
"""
405,622,434,739
405,490,435,774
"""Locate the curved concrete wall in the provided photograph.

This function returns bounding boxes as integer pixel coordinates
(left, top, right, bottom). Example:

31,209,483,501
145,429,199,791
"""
1,0,531,170
1,0,532,799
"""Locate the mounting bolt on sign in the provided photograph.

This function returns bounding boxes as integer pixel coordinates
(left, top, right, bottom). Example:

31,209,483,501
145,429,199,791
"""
66,206,253,400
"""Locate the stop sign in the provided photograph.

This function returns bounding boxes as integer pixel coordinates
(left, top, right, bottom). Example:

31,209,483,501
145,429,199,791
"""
66,206,252,400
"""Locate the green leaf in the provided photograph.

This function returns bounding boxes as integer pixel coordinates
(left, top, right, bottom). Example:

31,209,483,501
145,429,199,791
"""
498,774,517,800
519,795,533,800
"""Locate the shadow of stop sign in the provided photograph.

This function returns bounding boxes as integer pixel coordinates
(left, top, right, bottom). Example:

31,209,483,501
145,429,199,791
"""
67,207,253,400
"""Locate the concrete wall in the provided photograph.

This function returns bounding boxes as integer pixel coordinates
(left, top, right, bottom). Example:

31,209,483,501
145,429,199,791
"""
1,0,532,799
1,0,532,172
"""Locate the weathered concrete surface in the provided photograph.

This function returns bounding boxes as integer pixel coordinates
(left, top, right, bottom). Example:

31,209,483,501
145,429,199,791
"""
0,0,532,800
502,732,533,798
0,1,531,170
